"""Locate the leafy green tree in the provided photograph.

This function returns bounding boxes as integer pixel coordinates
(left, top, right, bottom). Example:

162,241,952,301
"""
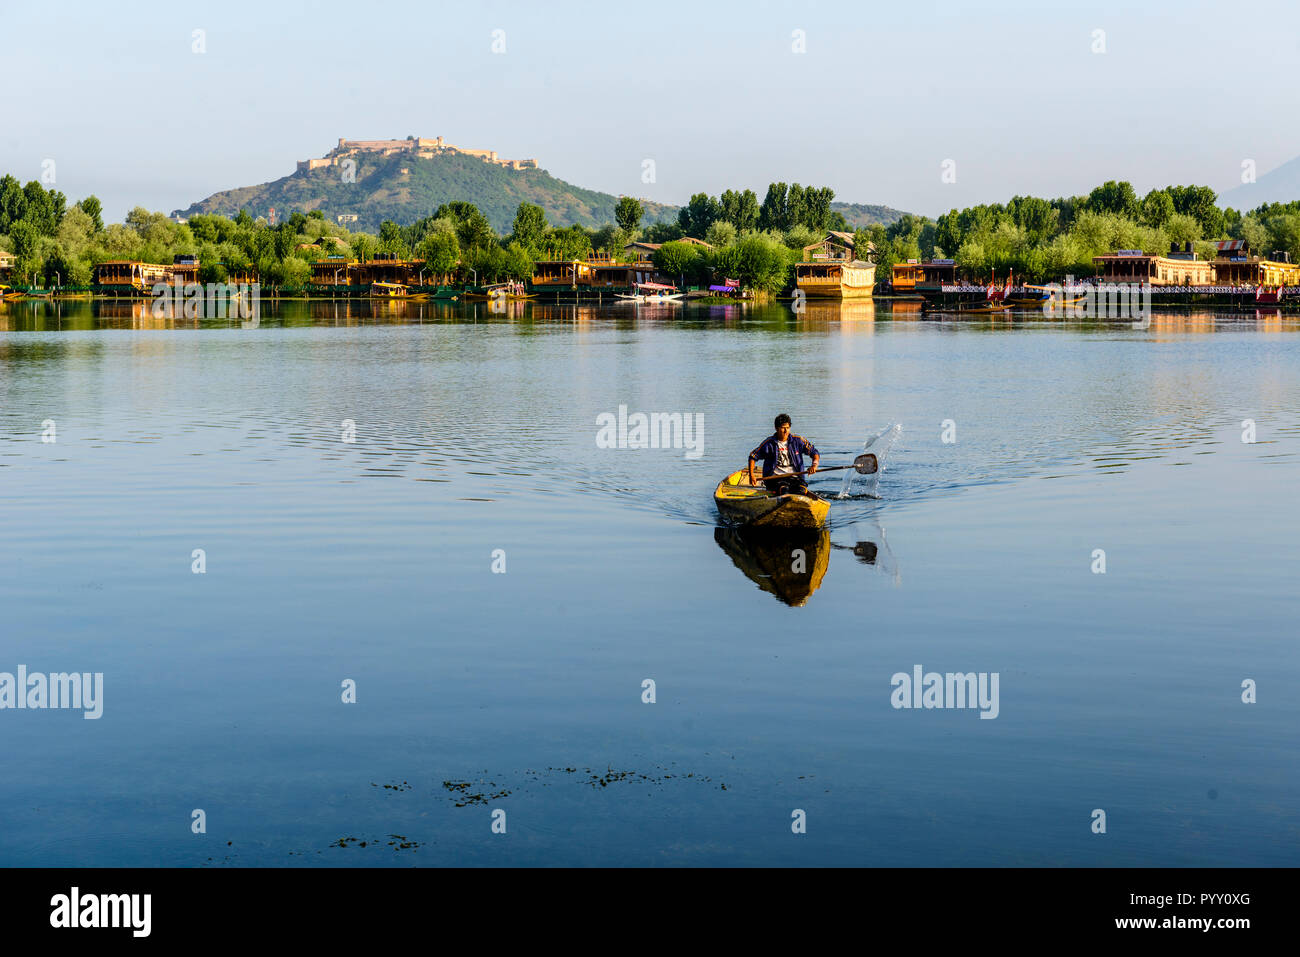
719,189,759,232
503,241,534,280
759,182,789,231
677,193,722,238
652,241,701,283
279,257,310,288
511,202,548,252
590,224,622,254
1166,185,1223,238
56,206,95,257
547,224,592,260
1007,196,1057,244
642,222,684,244
801,185,835,231
0,175,25,231
199,262,229,284
350,233,375,263
614,196,644,234
705,220,737,248
433,201,495,251
732,233,795,292
759,184,785,234
1085,181,1139,219
9,221,43,281
75,195,104,233
1140,189,1174,228
274,224,298,260
783,224,818,251
1165,213,1201,245
22,181,58,234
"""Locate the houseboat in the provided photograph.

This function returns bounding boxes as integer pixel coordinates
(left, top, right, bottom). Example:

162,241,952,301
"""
796,231,877,299
1092,245,1214,286
530,258,591,293
889,260,924,296
1210,240,1300,288
93,261,175,294
795,259,876,299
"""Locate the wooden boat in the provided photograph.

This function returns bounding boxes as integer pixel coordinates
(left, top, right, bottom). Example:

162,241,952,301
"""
714,526,830,606
464,281,533,301
1006,284,1086,308
795,259,876,299
616,281,683,303
371,281,409,299
714,469,831,529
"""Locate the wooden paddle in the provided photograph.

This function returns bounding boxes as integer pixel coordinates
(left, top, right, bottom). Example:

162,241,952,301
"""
748,453,877,484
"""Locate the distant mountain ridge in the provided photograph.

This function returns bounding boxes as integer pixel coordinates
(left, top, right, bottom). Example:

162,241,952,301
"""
173,145,911,234
830,201,909,229
1218,155,1300,209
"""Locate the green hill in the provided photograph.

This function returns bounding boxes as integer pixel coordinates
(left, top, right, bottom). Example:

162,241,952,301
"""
172,149,912,235
173,151,680,234
831,201,908,229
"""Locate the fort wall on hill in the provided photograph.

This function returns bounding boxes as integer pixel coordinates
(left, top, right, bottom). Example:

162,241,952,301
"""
296,136,538,173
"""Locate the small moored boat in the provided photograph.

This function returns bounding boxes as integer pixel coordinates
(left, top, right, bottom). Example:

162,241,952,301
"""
616,281,683,303
371,281,409,298
714,469,830,529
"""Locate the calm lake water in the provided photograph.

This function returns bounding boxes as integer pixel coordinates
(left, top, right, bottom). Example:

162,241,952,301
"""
2,298,1297,867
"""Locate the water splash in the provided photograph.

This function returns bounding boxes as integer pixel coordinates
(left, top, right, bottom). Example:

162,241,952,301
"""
837,423,903,499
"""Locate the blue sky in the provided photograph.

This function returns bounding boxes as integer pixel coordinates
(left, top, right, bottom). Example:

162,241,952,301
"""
3,0,1298,222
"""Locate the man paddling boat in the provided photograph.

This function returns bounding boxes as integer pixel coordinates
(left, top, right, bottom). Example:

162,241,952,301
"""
748,414,819,496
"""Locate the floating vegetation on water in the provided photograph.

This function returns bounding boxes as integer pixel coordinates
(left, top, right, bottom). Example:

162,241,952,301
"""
442,779,512,806
371,780,413,792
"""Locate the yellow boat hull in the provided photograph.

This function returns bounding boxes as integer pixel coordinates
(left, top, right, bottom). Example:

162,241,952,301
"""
714,469,831,529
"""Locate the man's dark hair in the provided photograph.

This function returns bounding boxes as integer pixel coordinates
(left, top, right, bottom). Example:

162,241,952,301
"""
774,413,791,429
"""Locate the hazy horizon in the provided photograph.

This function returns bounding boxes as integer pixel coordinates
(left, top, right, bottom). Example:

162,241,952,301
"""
5,0,1299,223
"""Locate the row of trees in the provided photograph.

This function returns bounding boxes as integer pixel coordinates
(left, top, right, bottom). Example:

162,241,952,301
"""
864,181,1300,284
663,182,846,244
5,171,1299,291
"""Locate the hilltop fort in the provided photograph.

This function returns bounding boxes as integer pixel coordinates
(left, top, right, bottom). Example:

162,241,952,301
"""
297,137,538,174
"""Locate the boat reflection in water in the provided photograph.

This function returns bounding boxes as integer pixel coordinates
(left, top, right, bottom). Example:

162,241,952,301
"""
714,527,830,606
714,515,901,606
